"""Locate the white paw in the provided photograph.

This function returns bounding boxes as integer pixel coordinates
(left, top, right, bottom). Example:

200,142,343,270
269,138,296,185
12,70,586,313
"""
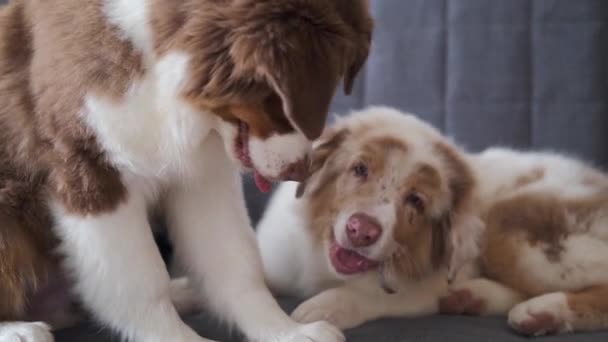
292,290,363,330
277,321,344,342
170,277,204,316
508,292,573,336
0,322,54,342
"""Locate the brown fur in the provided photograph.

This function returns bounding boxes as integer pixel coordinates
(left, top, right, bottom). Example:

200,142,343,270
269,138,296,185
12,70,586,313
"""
567,285,608,331
0,175,57,320
481,191,608,298
0,0,372,324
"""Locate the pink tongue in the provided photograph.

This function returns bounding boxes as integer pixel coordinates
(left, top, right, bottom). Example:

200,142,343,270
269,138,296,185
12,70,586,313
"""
338,248,376,272
254,170,272,193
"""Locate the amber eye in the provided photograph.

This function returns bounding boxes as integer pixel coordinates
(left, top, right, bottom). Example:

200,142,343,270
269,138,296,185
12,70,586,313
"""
404,192,425,212
352,161,368,179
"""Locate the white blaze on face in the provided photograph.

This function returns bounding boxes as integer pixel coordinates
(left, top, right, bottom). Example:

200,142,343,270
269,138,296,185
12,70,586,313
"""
248,131,311,179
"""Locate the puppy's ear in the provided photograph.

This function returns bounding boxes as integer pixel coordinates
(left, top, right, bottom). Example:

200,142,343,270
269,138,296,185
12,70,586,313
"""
336,0,373,94
446,214,485,282
295,128,349,198
265,62,340,140
227,2,351,140
432,141,483,281
343,51,368,95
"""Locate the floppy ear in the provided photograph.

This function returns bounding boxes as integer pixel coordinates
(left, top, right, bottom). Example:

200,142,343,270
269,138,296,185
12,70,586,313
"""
343,53,367,95
266,62,340,140
225,1,349,140
431,141,484,281
446,214,485,282
338,0,373,94
295,128,349,198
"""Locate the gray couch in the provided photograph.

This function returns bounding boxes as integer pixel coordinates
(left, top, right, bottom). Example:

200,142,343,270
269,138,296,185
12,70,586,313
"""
55,0,608,340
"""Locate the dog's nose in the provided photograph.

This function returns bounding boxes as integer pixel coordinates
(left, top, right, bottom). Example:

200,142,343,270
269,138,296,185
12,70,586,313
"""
346,213,382,247
280,157,310,182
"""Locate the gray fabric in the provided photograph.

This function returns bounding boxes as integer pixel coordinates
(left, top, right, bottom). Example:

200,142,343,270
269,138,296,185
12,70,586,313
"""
54,298,608,342
20,0,608,340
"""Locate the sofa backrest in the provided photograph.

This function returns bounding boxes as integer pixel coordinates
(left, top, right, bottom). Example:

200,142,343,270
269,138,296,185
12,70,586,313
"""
246,0,608,224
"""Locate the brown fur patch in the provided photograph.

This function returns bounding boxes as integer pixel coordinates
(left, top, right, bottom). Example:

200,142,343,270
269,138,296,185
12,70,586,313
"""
567,285,608,331
480,194,571,296
366,136,408,152
0,0,138,215
0,175,57,320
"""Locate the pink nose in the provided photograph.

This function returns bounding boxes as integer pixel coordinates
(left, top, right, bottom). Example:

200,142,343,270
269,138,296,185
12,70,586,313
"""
346,213,382,247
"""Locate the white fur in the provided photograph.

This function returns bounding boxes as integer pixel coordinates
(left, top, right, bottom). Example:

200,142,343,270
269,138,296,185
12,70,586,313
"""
0,322,53,342
257,182,341,297
508,293,573,335
48,2,342,341
291,272,447,330
102,0,154,57
249,131,310,179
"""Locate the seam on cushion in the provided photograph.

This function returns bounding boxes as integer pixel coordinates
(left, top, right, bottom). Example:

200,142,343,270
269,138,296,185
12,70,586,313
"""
360,38,368,110
442,0,448,132
528,0,534,148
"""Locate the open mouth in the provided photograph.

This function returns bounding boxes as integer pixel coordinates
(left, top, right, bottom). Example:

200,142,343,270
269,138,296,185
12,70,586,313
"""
236,121,273,193
329,239,379,275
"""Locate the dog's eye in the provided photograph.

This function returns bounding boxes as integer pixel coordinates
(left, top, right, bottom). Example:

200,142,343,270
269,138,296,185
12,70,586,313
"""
352,162,368,179
404,192,425,211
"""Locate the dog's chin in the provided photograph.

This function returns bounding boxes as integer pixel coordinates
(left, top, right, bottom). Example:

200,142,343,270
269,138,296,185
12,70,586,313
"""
326,236,380,277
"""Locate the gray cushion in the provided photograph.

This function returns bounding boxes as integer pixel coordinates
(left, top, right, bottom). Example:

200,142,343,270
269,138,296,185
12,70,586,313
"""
55,298,608,341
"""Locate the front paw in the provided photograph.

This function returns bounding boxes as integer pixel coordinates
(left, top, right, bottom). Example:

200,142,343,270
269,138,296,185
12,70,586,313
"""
0,322,54,342
276,321,344,342
508,293,572,336
291,290,364,330
439,288,486,316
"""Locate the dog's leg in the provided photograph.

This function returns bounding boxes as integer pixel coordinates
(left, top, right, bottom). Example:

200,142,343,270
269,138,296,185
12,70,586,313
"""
52,191,211,342
166,145,343,342
292,272,447,330
440,278,525,316
0,322,53,342
509,285,608,336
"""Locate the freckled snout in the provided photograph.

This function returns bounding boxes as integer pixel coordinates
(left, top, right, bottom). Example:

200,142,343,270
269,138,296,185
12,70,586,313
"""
279,156,310,182
346,213,383,247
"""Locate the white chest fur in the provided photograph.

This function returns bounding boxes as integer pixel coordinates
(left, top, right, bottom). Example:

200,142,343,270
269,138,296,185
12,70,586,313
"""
82,52,217,182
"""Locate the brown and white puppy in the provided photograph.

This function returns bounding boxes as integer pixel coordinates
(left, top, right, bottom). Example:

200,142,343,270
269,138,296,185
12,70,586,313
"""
257,107,481,329
259,106,608,336
0,0,372,341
